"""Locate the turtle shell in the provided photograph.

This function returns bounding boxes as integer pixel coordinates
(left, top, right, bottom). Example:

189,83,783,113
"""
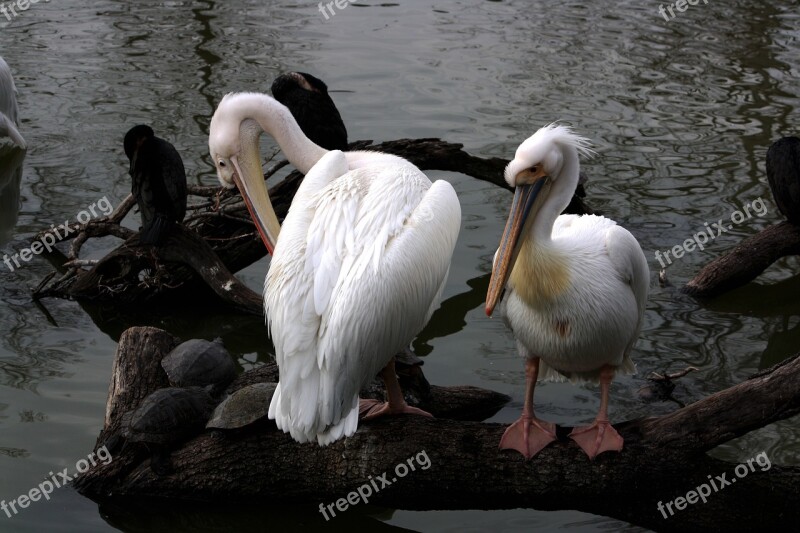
206,383,276,430
161,338,236,391
124,387,217,445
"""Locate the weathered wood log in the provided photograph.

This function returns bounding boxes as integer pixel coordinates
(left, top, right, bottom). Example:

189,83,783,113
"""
103,328,178,439
683,221,800,297
62,226,263,314
75,327,800,532
32,138,593,312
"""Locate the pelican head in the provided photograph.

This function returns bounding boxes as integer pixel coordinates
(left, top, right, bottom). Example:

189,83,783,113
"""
209,92,283,254
485,124,593,316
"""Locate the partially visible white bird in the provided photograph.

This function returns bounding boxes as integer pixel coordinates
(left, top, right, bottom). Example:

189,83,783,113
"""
209,92,461,445
0,56,26,149
486,124,649,459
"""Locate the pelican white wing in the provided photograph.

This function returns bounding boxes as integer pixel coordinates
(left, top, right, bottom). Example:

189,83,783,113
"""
266,151,460,445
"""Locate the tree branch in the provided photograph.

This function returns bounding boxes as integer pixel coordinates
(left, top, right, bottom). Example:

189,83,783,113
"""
683,221,800,297
74,327,800,532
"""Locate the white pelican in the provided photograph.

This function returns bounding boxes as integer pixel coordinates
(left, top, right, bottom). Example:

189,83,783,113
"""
208,92,461,445
0,56,26,149
486,124,649,459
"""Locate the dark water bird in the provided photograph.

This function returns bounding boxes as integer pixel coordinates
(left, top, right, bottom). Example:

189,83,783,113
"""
485,125,649,460
124,125,187,245
766,136,800,225
271,72,348,151
0,56,26,149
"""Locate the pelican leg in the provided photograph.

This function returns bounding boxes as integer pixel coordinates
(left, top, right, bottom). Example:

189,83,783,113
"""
359,358,433,421
569,364,624,459
499,357,557,459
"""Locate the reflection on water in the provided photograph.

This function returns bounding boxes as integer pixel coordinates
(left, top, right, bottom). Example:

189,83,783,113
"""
0,145,24,246
98,499,419,533
0,0,799,531
415,273,489,356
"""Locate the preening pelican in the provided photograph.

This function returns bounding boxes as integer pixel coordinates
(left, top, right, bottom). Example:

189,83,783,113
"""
124,125,187,245
486,124,648,459
0,56,26,149
208,92,461,445
271,72,348,151
766,136,800,225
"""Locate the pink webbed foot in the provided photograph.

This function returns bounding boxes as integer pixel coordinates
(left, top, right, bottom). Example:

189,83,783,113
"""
358,398,433,421
499,416,557,460
569,419,623,459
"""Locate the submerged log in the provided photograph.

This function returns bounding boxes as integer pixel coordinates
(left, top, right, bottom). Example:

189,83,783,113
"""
31,138,593,313
683,221,800,297
75,327,800,532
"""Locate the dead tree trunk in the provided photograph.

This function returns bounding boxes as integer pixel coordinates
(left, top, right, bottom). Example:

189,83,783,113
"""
74,327,800,533
683,221,800,297
64,226,264,314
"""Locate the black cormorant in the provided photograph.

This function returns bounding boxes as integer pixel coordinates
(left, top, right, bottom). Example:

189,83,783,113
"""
766,136,800,225
124,125,187,245
271,72,348,151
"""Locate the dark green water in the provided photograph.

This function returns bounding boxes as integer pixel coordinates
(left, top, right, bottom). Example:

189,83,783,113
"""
1,0,799,531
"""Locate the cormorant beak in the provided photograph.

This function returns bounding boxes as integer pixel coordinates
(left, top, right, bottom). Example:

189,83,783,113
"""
485,168,548,316
231,154,281,254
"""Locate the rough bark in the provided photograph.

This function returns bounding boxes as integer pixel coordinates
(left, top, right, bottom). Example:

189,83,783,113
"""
61,226,264,314
683,221,800,297
75,327,800,533
103,328,178,438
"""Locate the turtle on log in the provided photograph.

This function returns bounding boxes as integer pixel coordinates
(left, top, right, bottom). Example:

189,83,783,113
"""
206,383,277,432
161,338,236,396
122,387,217,475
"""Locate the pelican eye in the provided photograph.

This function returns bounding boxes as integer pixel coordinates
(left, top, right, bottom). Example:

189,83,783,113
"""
218,159,226,168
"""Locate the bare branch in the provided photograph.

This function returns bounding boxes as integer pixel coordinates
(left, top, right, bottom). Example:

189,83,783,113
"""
74,328,800,533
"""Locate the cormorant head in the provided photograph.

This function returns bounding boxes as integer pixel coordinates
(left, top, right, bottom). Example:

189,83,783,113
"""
124,125,155,161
